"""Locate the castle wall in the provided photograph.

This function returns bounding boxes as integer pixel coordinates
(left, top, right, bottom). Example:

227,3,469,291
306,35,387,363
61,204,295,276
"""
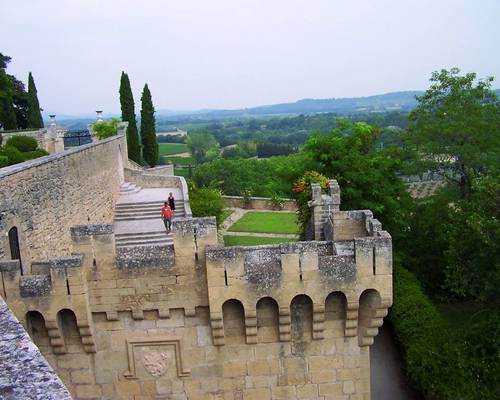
0,161,393,400
0,135,127,266
1,214,392,400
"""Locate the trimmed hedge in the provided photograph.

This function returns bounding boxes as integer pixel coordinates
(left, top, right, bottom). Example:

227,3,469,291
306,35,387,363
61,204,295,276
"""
6,135,38,152
390,265,500,400
22,148,49,160
0,145,25,165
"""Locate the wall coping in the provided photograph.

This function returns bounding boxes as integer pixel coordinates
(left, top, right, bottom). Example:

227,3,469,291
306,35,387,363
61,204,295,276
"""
223,195,295,201
0,134,124,179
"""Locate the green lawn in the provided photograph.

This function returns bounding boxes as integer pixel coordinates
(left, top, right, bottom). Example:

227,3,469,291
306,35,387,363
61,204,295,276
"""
158,143,189,156
223,235,297,247
227,211,299,234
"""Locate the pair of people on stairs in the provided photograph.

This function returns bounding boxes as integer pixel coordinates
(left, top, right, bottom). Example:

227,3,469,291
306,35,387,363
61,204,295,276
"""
162,193,176,232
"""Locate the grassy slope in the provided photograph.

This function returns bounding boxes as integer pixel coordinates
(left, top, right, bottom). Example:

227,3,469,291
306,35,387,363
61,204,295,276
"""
227,211,299,234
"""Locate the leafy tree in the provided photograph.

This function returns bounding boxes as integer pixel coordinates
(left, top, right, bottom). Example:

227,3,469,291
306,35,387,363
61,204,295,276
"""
408,68,500,199
140,83,158,166
189,184,225,226
27,72,43,128
402,188,453,297
186,133,220,164
444,172,500,300
302,120,413,245
0,53,17,130
119,72,141,163
192,155,303,198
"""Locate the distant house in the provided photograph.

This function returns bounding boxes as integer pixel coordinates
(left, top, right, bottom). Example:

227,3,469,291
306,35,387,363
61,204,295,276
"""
157,129,187,137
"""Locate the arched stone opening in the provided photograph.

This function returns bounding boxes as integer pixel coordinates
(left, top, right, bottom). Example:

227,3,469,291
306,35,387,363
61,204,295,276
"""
8,226,23,274
57,308,84,352
256,297,279,343
222,299,246,345
325,291,347,338
290,294,313,342
25,311,51,353
358,289,382,345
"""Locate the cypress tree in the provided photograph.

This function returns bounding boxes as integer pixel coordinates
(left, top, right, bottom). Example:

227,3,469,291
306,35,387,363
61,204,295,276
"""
27,72,44,128
119,72,141,163
140,83,158,167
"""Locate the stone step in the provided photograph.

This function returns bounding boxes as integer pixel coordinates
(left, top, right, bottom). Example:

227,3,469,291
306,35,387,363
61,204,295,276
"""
114,213,184,222
115,205,185,214
115,230,173,248
116,241,174,249
116,230,170,237
116,238,173,248
119,183,142,194
116,201,184,210
115,231,172,243
115,208,184,216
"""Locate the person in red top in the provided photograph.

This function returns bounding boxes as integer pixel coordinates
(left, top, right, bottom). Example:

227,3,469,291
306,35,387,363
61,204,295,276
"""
161,202,173,232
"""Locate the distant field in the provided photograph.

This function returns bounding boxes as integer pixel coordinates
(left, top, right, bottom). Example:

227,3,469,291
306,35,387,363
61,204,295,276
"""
162,156,194,165
227,211,299,234
406,180,446,198
158,143,189,156
223,235,297,247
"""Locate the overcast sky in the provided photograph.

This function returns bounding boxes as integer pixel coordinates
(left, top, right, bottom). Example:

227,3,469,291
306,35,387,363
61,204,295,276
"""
2,0,500,115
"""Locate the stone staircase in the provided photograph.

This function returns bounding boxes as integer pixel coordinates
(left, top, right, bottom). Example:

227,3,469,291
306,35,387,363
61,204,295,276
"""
114,201,185,222
113,185,186,267
115,230,173,248
120,182,142,195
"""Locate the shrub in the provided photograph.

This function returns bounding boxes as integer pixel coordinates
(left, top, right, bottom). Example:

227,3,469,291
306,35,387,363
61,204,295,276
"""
92,118,122,139
390,265,500,400
22,148,49,160
189,186,225,226
270,193,285,209
6,135,38,152
0,156,8,168
0,145,25,165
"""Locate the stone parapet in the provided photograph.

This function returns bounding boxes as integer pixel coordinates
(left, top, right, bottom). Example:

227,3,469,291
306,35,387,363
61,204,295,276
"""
0,297,73,399
206,234,392,347
223,195,298,211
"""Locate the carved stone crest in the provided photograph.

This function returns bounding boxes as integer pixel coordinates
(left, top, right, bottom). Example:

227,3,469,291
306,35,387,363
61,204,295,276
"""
123,337,190,379
142,351,169,377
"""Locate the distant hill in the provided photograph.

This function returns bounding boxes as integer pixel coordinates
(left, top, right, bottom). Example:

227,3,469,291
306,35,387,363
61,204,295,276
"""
158,91,426,119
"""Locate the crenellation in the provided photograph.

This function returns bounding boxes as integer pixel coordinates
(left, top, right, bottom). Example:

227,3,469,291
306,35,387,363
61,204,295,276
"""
20,274,52,297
